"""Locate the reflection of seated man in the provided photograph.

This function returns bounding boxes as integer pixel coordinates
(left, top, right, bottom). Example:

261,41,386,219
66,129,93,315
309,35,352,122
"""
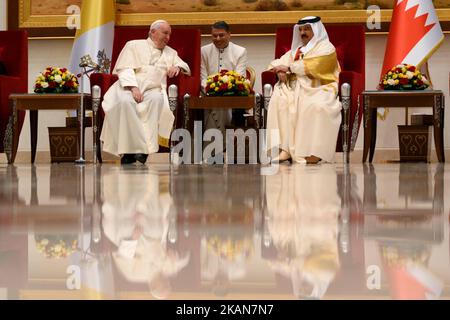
265,165,341,299
102,168,189,299
100,20,190,165
201,235,250,297
201,21,248,133
266,16,341,164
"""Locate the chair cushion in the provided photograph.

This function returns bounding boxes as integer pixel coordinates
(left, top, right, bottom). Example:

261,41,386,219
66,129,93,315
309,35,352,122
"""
335,45,345,71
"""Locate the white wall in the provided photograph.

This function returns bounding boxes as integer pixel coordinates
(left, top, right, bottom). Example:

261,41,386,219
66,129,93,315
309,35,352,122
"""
18,34,450,152
0,0,7,30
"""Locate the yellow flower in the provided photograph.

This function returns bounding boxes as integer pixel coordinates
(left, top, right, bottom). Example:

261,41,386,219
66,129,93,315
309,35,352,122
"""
392,74,398,79
214,87,219,92
210,83,215,88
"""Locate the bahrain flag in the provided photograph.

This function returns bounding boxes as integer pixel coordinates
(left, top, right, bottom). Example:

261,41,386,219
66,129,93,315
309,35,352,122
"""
380,0,444,79
378,0,443,119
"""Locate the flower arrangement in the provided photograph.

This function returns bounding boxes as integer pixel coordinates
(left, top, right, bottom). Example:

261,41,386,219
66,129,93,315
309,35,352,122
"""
207,236,253,261
205,70,253,96
379,64,429,90
380,243,429,267
34,67,79,94
35,234,78,259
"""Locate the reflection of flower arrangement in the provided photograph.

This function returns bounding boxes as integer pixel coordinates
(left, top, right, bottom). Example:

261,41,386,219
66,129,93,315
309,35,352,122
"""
34,67,79,94
377,214,432,226
379,64,429,90
35,234,78,259
207,236,253,261
205,70,253,96
380,243,430,267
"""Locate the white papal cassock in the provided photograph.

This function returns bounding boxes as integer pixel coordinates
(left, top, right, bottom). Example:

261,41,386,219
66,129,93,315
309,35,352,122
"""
266,19,342,163
101,38,190,156
102,169,189,297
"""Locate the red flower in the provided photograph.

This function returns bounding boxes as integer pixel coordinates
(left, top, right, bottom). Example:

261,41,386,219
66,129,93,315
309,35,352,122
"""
399,78,409,85
220,69,228,75
396,67,403,73
60,68,67,73
407,65,416,72
213,75,219,82
220,83,228,91
65,81,74,88
238,84,245,91
417,80,424,86
35,83,42,89
205,84,211,91
48,81,57,89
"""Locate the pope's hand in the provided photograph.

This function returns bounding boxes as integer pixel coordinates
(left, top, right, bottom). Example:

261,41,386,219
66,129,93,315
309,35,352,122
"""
277,72,288,83
270,65,290,74
130,87,144,103
167,66,181,78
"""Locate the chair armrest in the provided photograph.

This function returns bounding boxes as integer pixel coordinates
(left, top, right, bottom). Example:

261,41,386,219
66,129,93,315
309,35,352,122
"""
339,71,364,97
168,73,200,98
261,71,277,89
0,76,26,95
167,73,200,129
339,71,364,118
89,73,119,98
338,71,364,151
0,76,27,152
0,76,26,107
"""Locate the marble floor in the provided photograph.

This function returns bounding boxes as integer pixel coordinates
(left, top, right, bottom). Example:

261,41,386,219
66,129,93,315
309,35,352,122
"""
0,162,449,300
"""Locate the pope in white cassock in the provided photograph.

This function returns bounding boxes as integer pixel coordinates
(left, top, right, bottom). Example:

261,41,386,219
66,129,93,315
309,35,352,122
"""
201,21,248,136
100,20,190,165
266,16,342,164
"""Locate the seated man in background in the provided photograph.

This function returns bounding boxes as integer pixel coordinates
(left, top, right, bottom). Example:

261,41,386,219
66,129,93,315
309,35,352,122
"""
201,21,248,134
101,20,190,165
266,16,341,164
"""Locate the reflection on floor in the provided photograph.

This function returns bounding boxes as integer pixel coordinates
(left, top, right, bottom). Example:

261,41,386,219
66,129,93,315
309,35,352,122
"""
0,163,449,300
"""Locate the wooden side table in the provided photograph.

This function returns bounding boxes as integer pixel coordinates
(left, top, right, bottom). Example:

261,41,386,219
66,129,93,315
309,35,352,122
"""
362,90,445,163
3,93,91,164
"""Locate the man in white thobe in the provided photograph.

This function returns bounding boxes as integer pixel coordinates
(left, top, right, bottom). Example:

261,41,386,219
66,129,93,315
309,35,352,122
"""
101,20,190,165
266,16,342,164
201,21,248,136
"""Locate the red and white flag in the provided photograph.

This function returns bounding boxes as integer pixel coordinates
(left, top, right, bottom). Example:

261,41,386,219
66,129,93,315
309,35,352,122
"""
378,0,443,119
381,0,444,78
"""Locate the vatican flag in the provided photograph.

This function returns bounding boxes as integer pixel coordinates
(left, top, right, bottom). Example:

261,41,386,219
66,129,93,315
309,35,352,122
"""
68,0,115,93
